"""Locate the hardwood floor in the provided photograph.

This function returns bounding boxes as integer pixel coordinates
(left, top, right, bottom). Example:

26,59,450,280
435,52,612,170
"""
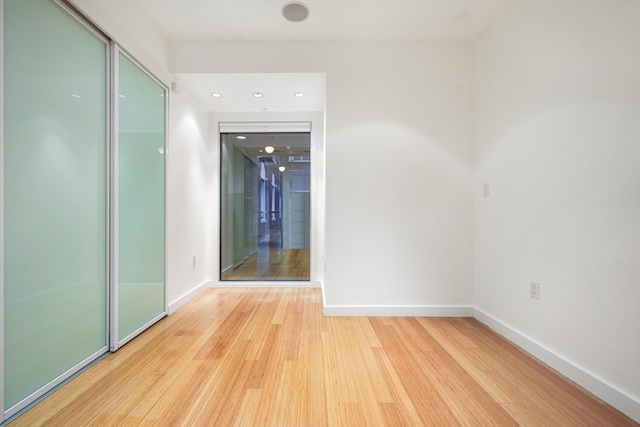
222,248,310,281
9,288,637,426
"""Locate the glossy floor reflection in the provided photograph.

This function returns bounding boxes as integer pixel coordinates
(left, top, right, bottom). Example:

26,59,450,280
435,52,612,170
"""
222,247,310,281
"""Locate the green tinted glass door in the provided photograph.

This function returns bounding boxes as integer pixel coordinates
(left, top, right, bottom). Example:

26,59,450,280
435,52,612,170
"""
3,0,108,412
114,52,166,347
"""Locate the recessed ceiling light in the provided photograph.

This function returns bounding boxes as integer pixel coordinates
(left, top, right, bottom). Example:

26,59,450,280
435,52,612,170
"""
279,166,286,172
253,92,264,98
282,1,310,23
236,135,247,140
294,92,305,97
210,92,222,98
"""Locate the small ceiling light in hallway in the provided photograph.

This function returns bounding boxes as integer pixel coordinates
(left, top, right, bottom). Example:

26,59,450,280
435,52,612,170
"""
265,145,275,154
282,1,309,23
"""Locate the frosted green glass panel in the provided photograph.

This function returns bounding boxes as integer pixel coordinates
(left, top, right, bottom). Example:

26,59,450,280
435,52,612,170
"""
4,0,107,409
117,53,165,340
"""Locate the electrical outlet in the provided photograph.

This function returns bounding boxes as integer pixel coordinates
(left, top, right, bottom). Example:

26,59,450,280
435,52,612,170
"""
192,255,197,268
530,281,540,299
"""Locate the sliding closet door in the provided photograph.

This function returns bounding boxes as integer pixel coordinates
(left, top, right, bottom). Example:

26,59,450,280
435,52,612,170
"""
3,0,108,415
112,51,166,350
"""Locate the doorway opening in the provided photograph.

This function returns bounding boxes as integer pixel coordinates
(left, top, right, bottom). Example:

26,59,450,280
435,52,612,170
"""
220,132,311,281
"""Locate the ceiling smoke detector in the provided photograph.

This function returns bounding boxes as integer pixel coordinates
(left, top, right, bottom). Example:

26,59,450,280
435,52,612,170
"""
282,1,309,23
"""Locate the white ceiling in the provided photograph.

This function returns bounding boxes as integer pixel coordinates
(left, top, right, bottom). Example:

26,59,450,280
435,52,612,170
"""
139,0,510,42
130,0,510,112
174,72,327,113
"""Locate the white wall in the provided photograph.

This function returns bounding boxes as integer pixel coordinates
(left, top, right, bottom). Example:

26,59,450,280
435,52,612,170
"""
172,40,475,313
166,91,215,312
71,1,214,312
170,42,472,314
473,0,640,420
323,42,473,311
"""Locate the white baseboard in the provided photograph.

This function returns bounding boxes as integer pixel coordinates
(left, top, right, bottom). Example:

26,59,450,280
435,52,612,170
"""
167,280,212,314
473,308,640,423
323,305,474,317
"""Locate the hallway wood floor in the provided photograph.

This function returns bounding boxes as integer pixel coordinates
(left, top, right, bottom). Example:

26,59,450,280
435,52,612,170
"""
9,288,637,426
222,248,310,281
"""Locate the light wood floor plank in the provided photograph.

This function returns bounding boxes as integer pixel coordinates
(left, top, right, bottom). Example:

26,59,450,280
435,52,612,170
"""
222,249,310,281
8,288,638,427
